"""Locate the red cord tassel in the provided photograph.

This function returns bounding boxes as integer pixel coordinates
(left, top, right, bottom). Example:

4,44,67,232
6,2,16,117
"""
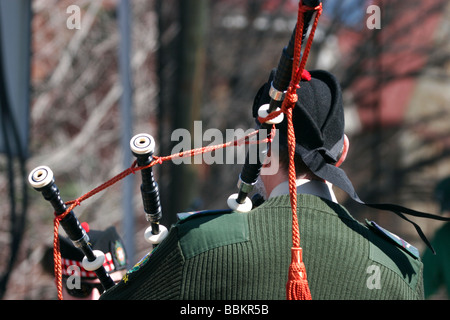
286,247,312,300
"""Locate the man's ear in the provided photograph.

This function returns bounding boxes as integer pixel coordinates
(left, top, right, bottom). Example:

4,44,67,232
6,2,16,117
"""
262,146,276,168
335,134,349,167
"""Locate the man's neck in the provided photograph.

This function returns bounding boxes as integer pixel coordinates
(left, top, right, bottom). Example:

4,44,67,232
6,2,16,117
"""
268,178,338,203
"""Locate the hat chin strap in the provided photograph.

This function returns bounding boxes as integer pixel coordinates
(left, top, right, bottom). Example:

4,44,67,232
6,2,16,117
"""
299,141,450,254
295,134,344,170
335,134,349,168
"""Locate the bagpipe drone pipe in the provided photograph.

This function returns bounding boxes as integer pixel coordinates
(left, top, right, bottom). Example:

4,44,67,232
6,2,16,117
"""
28,165,117,294
227,0,322,212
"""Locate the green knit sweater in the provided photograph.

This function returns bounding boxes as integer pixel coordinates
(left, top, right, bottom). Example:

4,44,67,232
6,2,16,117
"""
100,194,424,300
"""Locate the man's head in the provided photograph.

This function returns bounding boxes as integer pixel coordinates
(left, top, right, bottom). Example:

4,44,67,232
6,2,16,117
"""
253,69,348,192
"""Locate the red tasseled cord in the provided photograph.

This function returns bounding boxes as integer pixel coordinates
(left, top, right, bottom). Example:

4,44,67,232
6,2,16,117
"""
284,1,322,300
286,247,311,300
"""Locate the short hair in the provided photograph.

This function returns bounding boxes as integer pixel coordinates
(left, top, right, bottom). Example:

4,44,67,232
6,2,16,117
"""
277,144,343,178
277,145,314,177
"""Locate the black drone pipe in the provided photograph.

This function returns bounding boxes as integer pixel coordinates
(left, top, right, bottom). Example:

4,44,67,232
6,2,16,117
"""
228,0,322,212
28,166,115,291
130,133,168,247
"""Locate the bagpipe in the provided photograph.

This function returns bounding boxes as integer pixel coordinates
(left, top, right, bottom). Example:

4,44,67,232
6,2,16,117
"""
28,133,171,299
28,0,324,299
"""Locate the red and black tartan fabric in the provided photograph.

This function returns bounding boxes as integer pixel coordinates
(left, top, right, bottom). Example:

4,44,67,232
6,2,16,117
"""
61,252,116,279
59,224,128,279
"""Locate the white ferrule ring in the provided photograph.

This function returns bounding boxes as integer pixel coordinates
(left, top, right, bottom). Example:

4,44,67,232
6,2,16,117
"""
82,250,105,271
227,193,253,212
130,133,156,155
258,104,284,124
28,166,54,189
144,224,168,245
